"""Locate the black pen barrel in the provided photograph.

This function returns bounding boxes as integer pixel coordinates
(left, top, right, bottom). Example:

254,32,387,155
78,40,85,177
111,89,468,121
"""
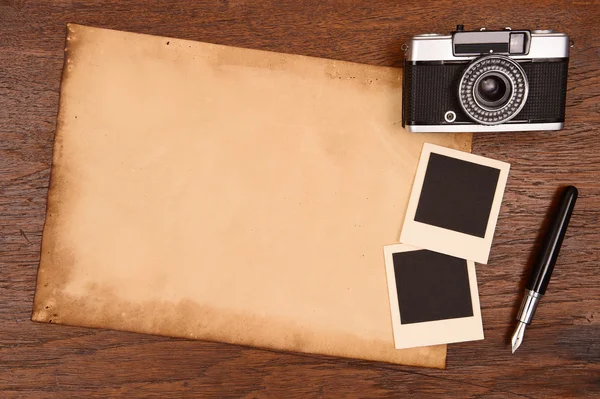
527,186,578,295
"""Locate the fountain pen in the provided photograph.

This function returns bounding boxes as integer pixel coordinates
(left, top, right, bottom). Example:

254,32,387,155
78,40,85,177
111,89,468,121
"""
511,185,578,353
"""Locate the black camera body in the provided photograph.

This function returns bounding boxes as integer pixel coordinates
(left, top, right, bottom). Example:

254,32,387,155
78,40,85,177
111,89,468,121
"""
402,26,570,132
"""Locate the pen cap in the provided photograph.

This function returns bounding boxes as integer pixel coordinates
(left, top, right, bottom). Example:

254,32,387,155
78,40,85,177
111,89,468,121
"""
527,186,578,294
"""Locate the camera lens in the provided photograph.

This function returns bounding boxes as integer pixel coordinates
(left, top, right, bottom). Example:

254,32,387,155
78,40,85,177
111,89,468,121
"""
480,77,502,100
474,72,512,109
458,56,528,125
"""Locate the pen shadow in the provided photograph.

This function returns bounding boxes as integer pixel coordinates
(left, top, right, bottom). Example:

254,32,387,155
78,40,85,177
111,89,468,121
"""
503,185,566,344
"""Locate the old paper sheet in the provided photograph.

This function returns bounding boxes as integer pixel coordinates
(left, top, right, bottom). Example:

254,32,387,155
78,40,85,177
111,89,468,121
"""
33,24,471,368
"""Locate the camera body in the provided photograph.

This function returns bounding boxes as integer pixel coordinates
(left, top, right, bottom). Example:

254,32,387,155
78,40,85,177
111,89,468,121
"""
402,26,570,132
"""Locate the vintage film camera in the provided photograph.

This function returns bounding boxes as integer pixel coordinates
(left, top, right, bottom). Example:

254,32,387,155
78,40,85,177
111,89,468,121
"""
402,25,570,132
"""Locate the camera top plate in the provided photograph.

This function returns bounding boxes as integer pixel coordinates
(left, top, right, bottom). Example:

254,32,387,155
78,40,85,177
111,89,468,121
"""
405,26,569,62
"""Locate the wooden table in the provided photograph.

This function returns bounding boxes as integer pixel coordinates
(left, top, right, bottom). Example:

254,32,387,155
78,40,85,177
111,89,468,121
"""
1,1,598,397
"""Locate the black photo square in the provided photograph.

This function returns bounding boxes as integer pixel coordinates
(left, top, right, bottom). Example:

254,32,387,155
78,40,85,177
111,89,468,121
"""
393,249,473,324
414,153,501,238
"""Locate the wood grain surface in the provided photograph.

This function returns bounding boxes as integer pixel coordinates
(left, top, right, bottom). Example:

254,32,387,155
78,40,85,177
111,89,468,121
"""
1,1,598,398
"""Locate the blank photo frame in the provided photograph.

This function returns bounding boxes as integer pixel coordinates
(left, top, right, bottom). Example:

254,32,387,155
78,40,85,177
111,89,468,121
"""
400,143,510,264
384,244,484,349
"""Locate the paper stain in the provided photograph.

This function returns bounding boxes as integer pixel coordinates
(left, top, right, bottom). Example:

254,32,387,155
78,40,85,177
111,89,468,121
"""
32,282,445,368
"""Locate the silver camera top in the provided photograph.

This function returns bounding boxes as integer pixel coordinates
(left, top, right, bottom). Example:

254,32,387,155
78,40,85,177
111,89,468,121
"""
406,25,570,61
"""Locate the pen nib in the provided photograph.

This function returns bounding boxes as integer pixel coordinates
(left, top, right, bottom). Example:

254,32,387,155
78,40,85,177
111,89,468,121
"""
511,322,527,353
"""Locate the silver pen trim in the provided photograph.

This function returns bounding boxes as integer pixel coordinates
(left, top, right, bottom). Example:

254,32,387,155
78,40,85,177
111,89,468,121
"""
517,289,542,325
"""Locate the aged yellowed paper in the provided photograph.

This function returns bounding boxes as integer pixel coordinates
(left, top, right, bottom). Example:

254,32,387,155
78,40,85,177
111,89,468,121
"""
33,24,471,368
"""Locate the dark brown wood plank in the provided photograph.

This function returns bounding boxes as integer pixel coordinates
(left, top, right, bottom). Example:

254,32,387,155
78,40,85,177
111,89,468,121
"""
1,0,598,397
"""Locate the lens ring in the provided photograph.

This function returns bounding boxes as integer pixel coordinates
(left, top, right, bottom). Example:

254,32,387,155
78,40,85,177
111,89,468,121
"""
458,56,529,125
